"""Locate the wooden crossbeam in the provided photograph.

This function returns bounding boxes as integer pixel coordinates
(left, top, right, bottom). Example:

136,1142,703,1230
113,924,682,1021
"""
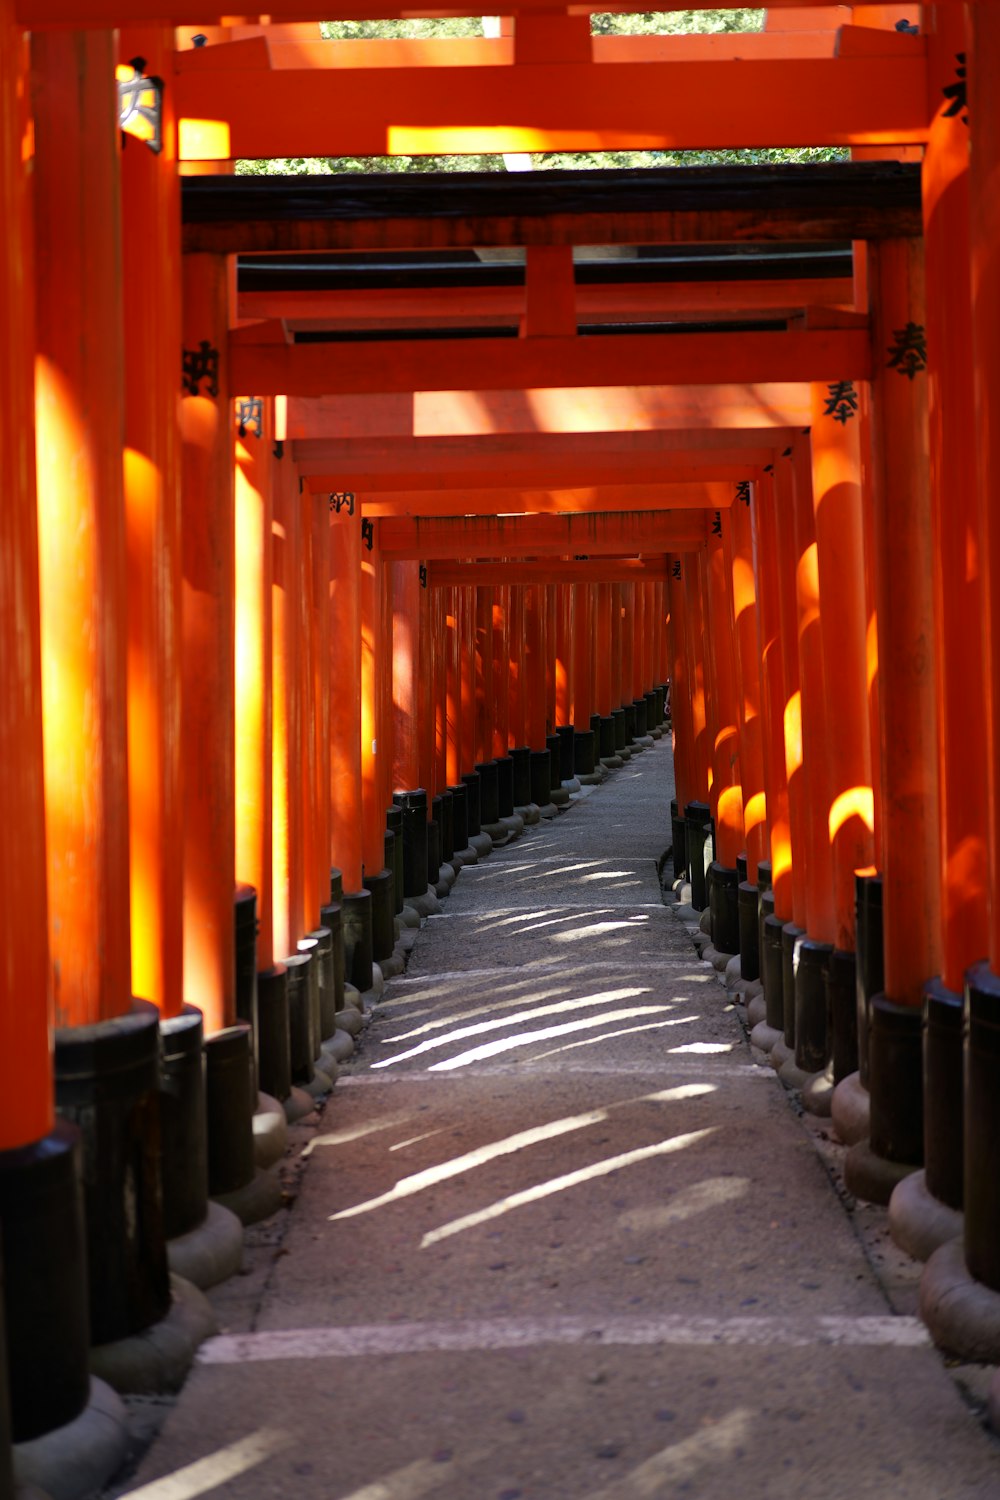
427,557,671,585
378,510,708,560
322,483,747,517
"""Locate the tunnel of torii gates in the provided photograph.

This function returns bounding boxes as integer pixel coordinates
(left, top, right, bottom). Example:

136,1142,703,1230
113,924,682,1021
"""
7,0,1000,1484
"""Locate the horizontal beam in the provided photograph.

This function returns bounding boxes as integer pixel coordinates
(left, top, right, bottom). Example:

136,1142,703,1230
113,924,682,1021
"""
428,557,670,585
239,279,857,330
21,0,955,21
232,326,870,396
320,481,748,515
379,509,707,560
293,430,782,489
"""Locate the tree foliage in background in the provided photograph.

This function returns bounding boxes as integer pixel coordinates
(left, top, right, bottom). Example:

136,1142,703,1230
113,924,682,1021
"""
236,9,849,176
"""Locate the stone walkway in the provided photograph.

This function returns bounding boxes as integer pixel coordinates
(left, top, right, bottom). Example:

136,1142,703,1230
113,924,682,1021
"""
122,741,1000,1499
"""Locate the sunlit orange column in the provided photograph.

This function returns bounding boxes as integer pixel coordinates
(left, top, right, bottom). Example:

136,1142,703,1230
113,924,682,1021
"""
418,573,437,795
271,451,303,960
0,4,52,1148
180,255,235,1034
361,521,386,875
773,461,809,936
34,30,131,1028
809,386,875,952
594,582,613,718
524,584,546,749
446,587,461,780
329,499,363,892
492,587,510,759
667,562,695,811
683,561,711,805
392,560,420,792
544,585,557,735
234,403,274,969
555,583,573,728
379,555,395,820
298,482,321,929
508,585,525,748
312,490,332,918
120,25,183,1019
572,583,593,730
754,474,793,920
475,585,493,763
703,528,744,871
433,589,448,792
724,498,767,879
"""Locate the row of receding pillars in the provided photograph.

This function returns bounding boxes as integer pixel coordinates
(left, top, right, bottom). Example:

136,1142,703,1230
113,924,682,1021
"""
667,1,1000,1373
0,20,670,1476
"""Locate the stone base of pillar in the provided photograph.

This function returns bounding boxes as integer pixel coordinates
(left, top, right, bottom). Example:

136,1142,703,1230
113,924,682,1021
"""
844,1138,919,1205
282,1087,315,1124
778,1053,813,1092
13,1380,128,1500
600,755,624,770
410,886,444,916
801,1064,835,1118
831,1070,870,1146
632,735,655,749
746,993,767,1029
252,1092,288,1169
515,804,541,826
324,1031,354,1065
750,1020,782,1054
212,1164,283,1225
468,833,494,859
579,770,606,785
889,1169,964,1263
770,1038,793,1072
550,787,571,808
920,1237,1000,1361
702,945,733,974
167,1202,244,1291
379,950,406,979
89,1275,216,1395
400,903,422,926
537,802,559,820
482,820,512,846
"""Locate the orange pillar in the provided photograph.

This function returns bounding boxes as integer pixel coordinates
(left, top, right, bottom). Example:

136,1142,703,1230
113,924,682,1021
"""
418,574,437,795
392,560,420,792
682,561,711,804
555,583,573,727
329,499,363,892
508,585,525,749
446,588,461,781
0,3,52,1148
361,521,385,875
271,452,302,960
121,25,184,1019
667,562,695,811
594,582,613,718
34,30,132,1028
632,582,645,699
180,255,235,1034
312,491,332,918
773,461,809,934
610,584,623,712
544,585,557,735
725,499,767,880
809,386,875,953
492,587,510,759
475,585,492,764
754,475,794,922
524,584,546,749
703,530,744,871
572,583,593,730
234,403,274,970
298,481,319,929
620,583,635,710
379,557,394,821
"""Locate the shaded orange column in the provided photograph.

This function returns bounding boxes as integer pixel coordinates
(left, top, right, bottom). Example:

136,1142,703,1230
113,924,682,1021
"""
475,585,492,763
492,587,510,758
299,482,322,928
790,445,836,943
683,560,711,805
594,582,613,717
620,583,635,708
234,403,274,970
667,561,695,809
508,585,526,748
446,587,461,781
0,3,52,1147
703,531,744,869
329,500,363,892
632,582,646,699
181,255,235,1034
610,584,623,711
809,386,875,953
524,584,546,749
754,474,794,918
312,491,332,918
868,240,941,1004
120,25,183,1019
392,560,420,792
572,583,593,729
544,585,557,735
433,588,448,793
361,521,386,875
417,574,437,795
271,452,303,960
724,499,767,880
460,586,475,773
379,555,395,821
34,29,132,1028
925,6,988,993
773,461,809,932
555,582,573,727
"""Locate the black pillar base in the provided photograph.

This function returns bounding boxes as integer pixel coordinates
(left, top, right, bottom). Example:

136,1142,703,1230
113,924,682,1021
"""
612,708,627,752
599,716,615,759
205,1021,257,1200
924,976,963,1213
329,867,343,904
495,759,514,820
556,725,575,782
632,698,648,737
343,889,374,992
55,1001,169,1347
304,925,334,1039
448,783,469,850
574,730,596,776
623,703,637,742
426,822,442,889
508,749,531,809
761,905,783,1031
670,799,687,880
319,902,345,1015
794,938,833,1075
461,772,482,837
385,807,404,912
395,789,429,900
684,801,711,912
160,1005,208,1241
257,965,291,1100
234,884,258,1041
868,993,924,1167
780,923,806,1047
363,868,395,962
529,750,553,808
0,1123,90,1442
964,962,1000,1289
737,881,760,979
283,953,316,1086
707,862,739,954
829,947,858,1083
856,872,884,1091
475,761,500,824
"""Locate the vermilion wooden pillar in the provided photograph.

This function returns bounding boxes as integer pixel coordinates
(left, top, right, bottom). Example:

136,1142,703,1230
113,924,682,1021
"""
682,560,710,806
754,473,794,920
790,445,836,945
433,588,448,793
924,5,988,996
181,255,235,1034
572,583,593,729
361,522,385,875
508,584,525,748
475,585,492,763
329,501,363,892
312,492,332,916
809,386,875,953
392,560,420,792
446,588,461,782
620,583,635,710
492,587,510,758
0,5,51,1149
379,554,394,821
773,461,809,934
724,499,767,879
120,25,183,1018
544,585,557,734
417,574,436,795
459,586,474,773
272,451,303,961
703,532,744,871
524,584,546,749
632,582,645,699
298,482,321,928
234,404,274,970
594,582,613,718
556,583,573,726
667,562,695,811
33,30,132,1029
610,584,623,711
